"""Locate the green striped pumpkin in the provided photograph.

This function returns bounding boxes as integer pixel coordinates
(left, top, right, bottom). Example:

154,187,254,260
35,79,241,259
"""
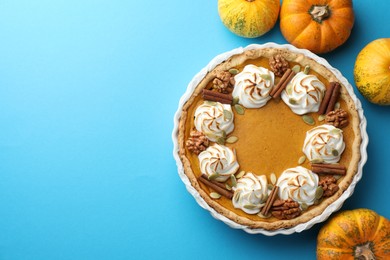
218,0,280,38
354,38,390,105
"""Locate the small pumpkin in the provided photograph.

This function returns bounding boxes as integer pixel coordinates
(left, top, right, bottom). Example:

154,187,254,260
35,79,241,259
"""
218,0,280,38
354,38,390,105
317,209,390,259
280,0,354,54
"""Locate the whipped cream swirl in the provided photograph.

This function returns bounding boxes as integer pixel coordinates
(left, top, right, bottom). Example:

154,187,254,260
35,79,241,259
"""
194,101,234,142
232,173,268,214
281,72,326,115
198,144,239,182
232,65,274,108
303,124,345,163
277,166,319,206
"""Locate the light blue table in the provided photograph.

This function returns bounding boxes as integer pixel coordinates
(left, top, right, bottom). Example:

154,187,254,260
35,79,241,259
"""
0,1,389,259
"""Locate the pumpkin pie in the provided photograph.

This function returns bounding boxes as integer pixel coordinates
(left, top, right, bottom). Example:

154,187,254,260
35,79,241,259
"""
173,44,367,234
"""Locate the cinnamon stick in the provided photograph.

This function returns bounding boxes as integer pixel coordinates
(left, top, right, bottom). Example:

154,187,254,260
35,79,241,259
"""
202,89,233,104
260,185,279,216
311,164,346,175
318,82,336,115
325,82,341,114
270,69,292,97
200,174,226,189
198,174,233,199
311,163,345,170
273,71,296,98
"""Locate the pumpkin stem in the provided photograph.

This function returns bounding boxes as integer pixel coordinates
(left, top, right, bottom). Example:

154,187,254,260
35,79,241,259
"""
354,242,376,260
309,5,330,23
246,0,255,2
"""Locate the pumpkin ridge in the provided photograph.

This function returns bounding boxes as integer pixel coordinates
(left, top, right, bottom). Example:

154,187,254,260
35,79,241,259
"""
289,21,316,46
280,0,311,23
281,5,308,20
319,20,335,51
328,0,353,9
252,1,267,30
220,1,245,35
249,4,261,35
226,1,241,15
317,248,352,259
329,18,354,36
262,0,280,28
370,212,382,241
320,21,337,53
371,217,386,243
281,13,311,25
228,2,246,23
374,237,389,248
281,12,307,23
243,1,257,36
282,0,310,14
232,6,248,37
331,217,357,246
317,246,351,253
330,6,354,13
301,23,323,51
353,209,366,242
328,13,354,29
368,45,389,64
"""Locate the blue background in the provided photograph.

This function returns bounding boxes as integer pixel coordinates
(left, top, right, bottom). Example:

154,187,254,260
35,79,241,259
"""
0,0,389,259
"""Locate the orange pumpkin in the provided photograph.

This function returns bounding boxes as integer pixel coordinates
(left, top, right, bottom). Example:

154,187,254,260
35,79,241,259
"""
317,209,390,259
280,0,354,54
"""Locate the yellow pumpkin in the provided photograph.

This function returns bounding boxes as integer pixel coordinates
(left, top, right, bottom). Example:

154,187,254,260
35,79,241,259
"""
218,0,280,38
280,0,354,54
317,209,390,259
354,38,390,105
